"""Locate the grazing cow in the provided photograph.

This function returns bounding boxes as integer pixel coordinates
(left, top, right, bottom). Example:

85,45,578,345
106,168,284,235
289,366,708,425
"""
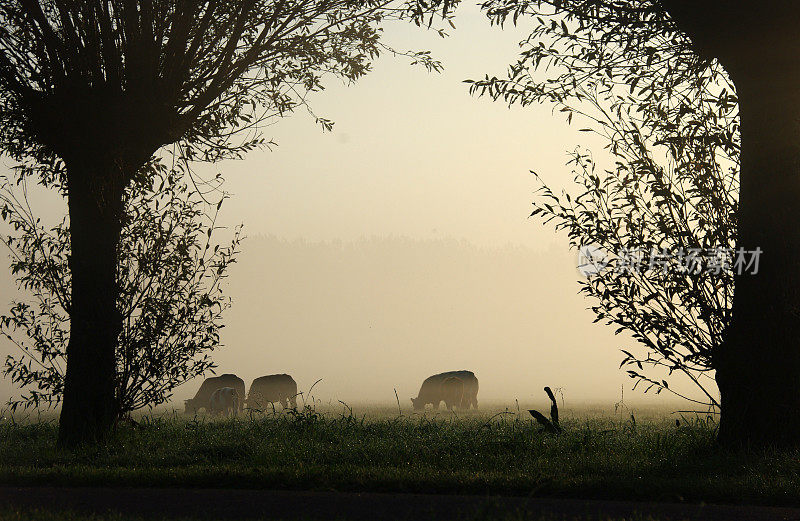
210,387,240,417
411,370,479,411
184,374,245,414
441,376,464,411
246,374,298,410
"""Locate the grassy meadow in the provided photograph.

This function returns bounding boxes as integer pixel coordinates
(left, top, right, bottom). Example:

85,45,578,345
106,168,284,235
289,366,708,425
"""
0,403,798,510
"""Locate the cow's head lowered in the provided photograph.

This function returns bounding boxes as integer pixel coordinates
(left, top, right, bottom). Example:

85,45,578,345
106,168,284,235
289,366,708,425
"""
184,398,200,415
410,397,424,411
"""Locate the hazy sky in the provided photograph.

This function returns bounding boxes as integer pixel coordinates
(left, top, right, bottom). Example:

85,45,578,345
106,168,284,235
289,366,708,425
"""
207,3,609,245
0,4,711,411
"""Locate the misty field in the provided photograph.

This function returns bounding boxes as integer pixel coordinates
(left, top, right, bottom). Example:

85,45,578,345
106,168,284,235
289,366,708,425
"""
0,405,798,510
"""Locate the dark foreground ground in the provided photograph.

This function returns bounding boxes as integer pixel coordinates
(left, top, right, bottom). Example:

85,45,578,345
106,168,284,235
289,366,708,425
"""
1,407,799,520
2,486,800,521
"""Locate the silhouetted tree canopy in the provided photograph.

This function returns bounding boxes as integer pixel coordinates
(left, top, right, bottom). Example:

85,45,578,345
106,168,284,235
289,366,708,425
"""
474,0,800,447
0,0,456,445
469,0,740,409
0,1,454,170
1,165,241,417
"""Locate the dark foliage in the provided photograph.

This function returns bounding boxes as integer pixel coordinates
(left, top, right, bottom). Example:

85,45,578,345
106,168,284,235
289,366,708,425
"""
0,164,241,418
469,1,739,408
0,0,457,171
0,0,457,444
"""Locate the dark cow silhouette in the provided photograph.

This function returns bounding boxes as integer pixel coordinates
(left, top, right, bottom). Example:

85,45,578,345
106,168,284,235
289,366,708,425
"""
184,374,245,414
440,376,464,411
246,374,298,410
411,370,479,411
210,387,240,417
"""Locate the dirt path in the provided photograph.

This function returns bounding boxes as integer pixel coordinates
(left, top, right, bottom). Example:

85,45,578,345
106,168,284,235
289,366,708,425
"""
1,486,799,520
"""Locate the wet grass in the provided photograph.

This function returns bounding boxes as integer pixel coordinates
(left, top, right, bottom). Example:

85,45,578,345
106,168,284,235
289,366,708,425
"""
0,406,797,507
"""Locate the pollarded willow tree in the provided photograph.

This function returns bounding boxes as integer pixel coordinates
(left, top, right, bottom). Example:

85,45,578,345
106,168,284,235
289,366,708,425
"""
473,0,800,447
1,164,240,417
0,0,456,446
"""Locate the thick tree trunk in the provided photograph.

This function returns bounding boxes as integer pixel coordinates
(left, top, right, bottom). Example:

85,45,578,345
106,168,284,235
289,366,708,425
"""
57,157,128,447
662,1,800,447
714,60,800,447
